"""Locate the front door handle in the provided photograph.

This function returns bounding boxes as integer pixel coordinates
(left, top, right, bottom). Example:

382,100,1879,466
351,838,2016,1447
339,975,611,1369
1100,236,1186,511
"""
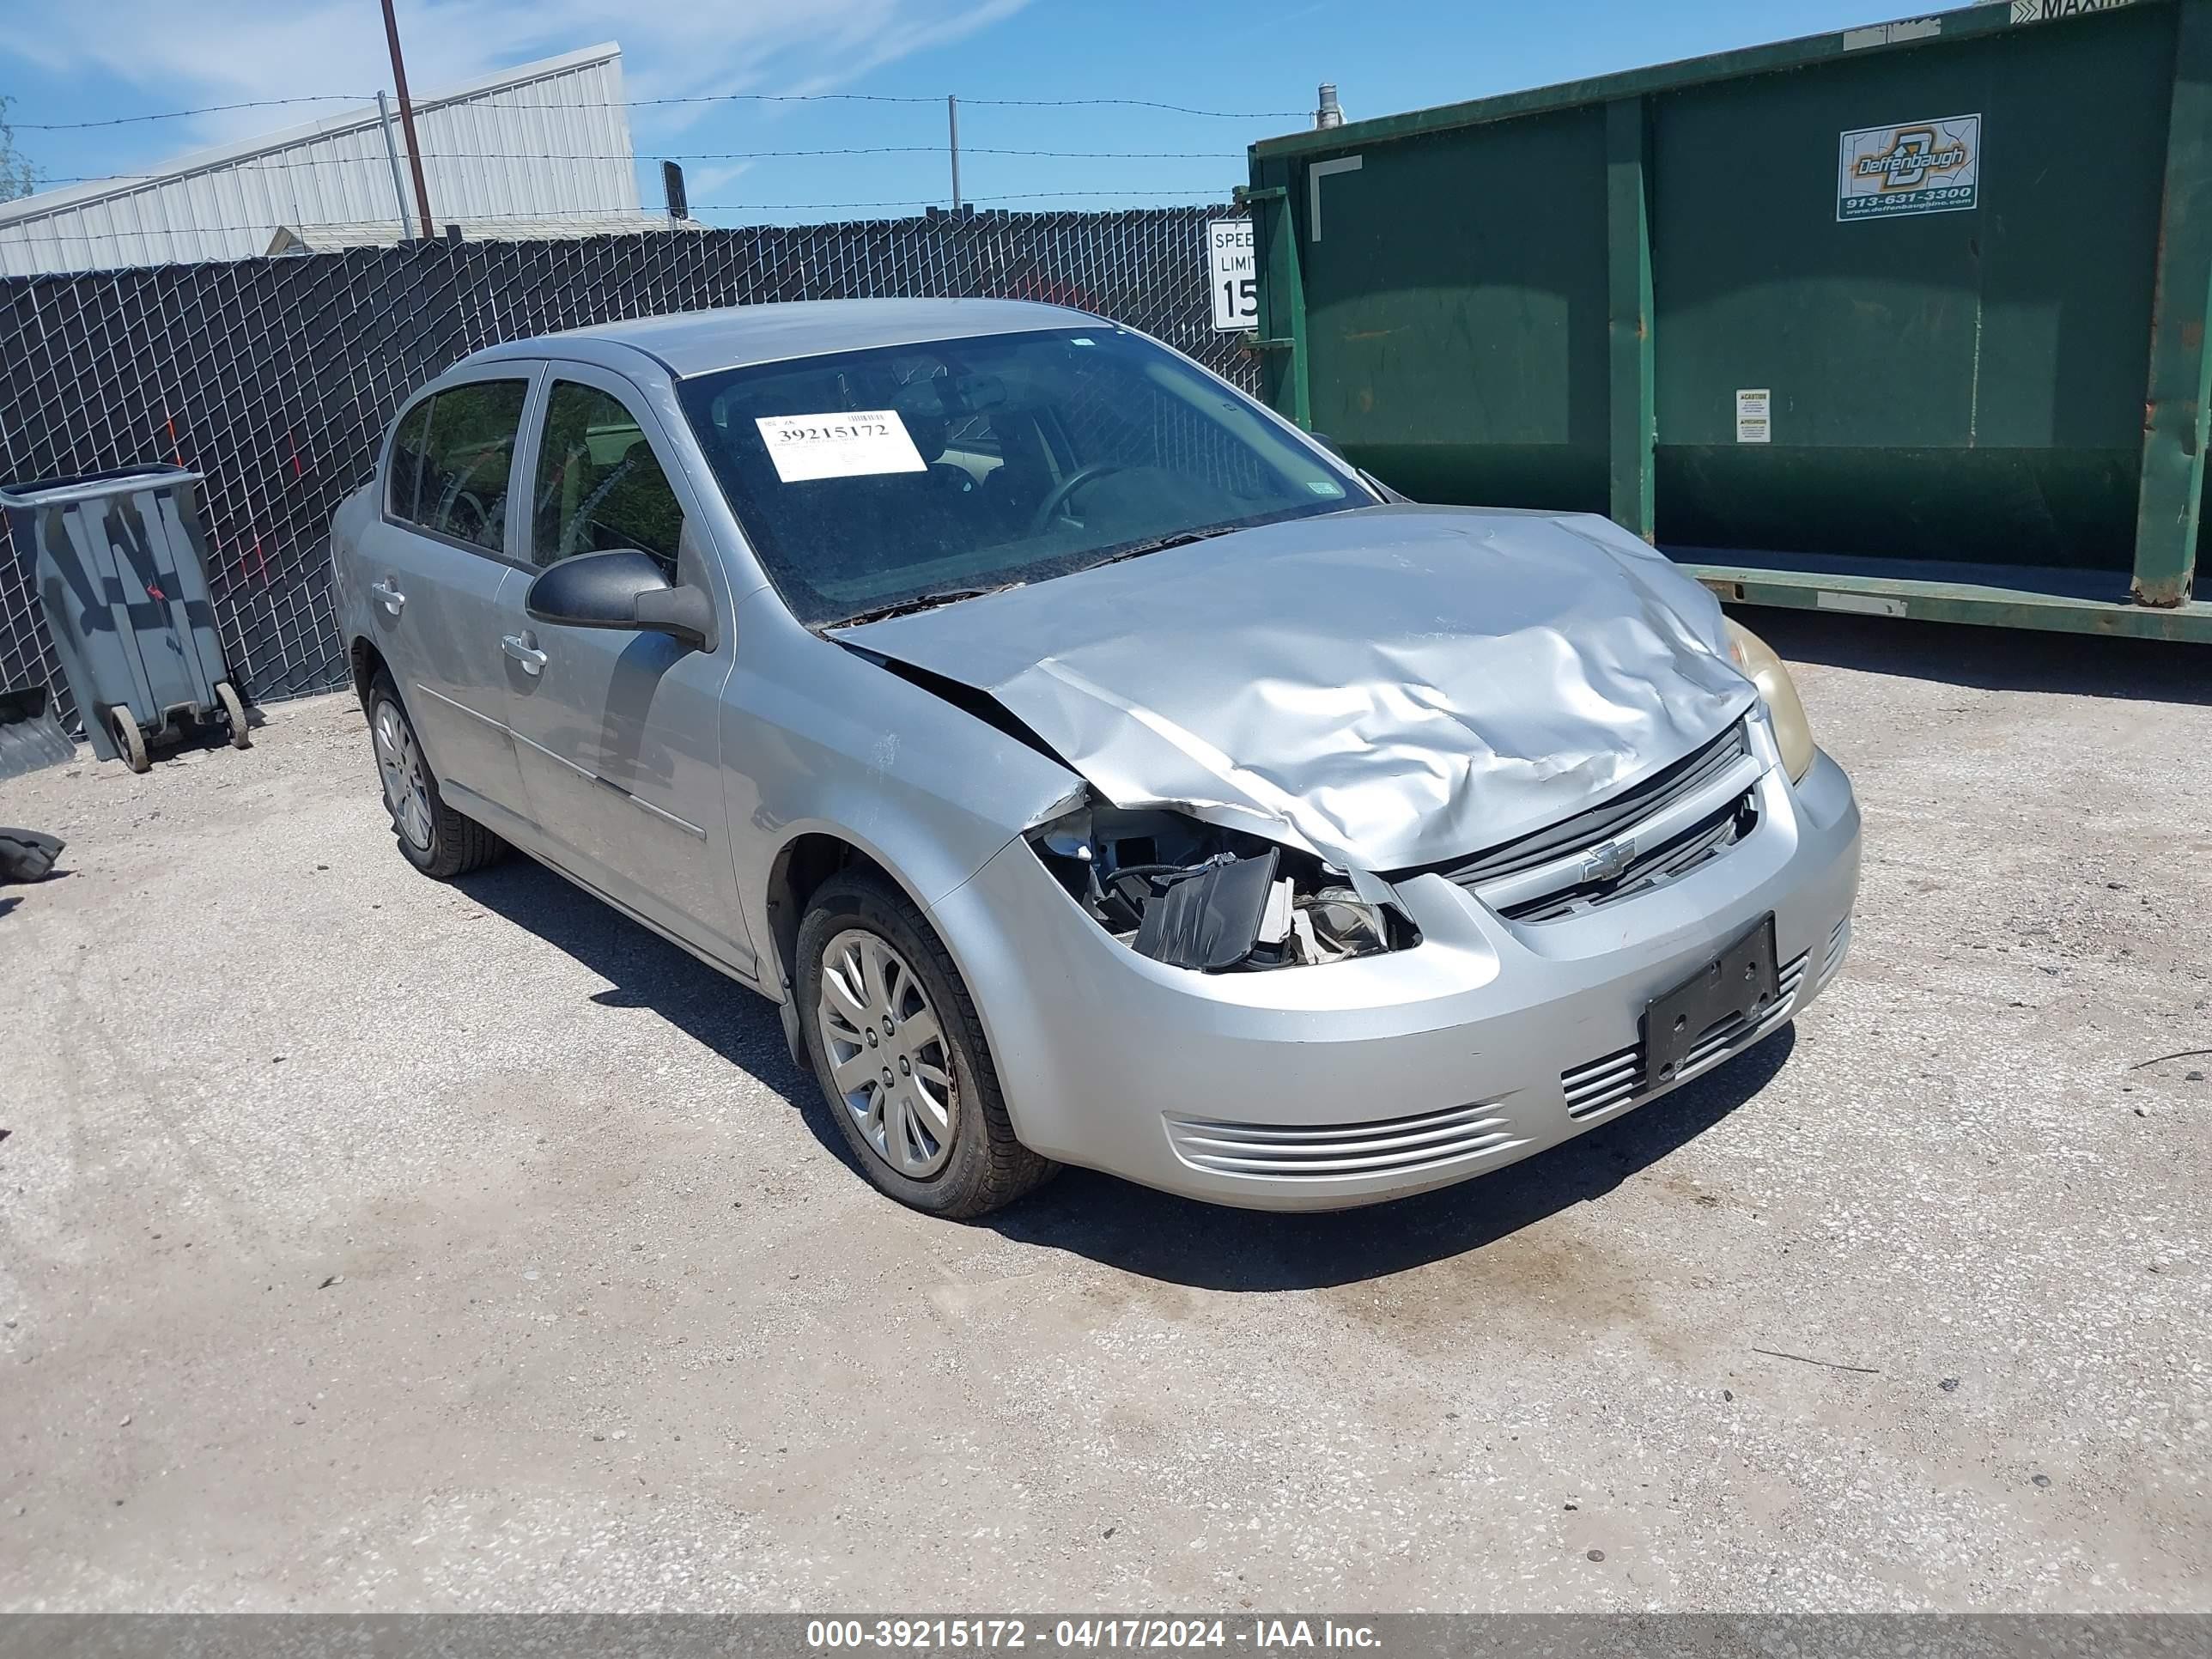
369,579,405,616
501,632,548,675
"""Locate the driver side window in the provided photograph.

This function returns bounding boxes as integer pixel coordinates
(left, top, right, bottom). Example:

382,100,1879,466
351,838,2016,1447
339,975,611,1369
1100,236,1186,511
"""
529,380,685,577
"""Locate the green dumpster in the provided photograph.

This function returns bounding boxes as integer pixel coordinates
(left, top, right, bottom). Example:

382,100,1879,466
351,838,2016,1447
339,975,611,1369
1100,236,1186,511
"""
1244,0,2212,641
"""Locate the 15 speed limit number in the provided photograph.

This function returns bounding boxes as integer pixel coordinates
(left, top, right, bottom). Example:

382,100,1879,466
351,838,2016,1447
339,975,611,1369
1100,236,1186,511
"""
1207,218,1256,332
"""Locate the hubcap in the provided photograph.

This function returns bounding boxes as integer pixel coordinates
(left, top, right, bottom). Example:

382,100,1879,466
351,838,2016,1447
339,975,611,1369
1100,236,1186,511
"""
815,928,956,1179
371,699,434,852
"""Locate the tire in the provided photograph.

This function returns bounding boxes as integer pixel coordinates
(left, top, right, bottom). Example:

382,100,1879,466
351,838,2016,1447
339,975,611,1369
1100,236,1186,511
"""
109,706,149,774
214,680,251,750
0,828,64,884
796,869,1055,1218
365,671,505,879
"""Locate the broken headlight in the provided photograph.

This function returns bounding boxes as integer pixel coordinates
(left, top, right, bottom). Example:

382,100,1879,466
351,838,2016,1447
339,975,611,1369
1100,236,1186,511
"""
1725,619,1816,783
1028,800,1415,973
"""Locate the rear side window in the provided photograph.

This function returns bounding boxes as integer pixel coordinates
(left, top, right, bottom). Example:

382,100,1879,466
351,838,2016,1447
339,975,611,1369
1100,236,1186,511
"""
389,379,529,554
530,380,685,576
386,398,432,521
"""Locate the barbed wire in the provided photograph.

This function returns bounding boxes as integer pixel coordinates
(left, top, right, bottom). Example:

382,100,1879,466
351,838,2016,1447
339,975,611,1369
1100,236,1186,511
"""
15,91,1305,133
11,94,379,131
30,147,1246,189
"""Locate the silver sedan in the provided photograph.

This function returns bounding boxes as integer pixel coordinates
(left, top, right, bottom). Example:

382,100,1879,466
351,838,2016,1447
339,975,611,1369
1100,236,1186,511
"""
330,298,1860,1217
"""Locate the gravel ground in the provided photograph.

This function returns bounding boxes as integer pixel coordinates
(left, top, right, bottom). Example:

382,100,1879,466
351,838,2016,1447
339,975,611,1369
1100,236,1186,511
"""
0,611,2206,1613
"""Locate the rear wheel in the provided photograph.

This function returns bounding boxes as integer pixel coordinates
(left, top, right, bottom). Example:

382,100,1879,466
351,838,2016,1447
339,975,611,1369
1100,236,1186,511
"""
366,672,504,878
797,870,1054,1218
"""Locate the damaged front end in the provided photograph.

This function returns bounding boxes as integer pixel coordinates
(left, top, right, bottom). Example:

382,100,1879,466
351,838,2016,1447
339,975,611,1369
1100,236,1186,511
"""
1026,797,1419,973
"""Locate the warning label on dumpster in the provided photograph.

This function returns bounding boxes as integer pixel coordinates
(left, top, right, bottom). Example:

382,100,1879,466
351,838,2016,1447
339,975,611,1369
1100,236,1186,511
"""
1735,389,1771,445
1837,114,1980,222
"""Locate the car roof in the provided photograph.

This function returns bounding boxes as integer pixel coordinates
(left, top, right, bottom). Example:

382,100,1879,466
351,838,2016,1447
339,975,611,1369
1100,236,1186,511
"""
463,296,1097,379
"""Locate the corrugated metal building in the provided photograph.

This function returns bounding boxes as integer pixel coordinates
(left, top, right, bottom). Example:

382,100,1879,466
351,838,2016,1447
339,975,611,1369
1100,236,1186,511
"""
0,43,652,276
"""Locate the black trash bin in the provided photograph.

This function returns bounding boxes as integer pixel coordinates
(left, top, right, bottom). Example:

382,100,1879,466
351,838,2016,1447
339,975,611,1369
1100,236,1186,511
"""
0,465,251,772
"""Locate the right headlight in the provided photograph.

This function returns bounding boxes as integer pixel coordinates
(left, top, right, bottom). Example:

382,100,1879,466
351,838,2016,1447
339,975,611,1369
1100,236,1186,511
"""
1724,618,1816,783
1026,797,1415,972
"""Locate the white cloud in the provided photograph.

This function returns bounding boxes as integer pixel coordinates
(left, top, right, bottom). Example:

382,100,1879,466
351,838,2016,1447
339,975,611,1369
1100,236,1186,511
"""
8,0,1029,148
681,161,755,201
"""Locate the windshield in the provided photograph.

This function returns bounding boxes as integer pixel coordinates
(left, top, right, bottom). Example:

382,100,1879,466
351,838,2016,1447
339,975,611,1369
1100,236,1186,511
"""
676,325,1367,627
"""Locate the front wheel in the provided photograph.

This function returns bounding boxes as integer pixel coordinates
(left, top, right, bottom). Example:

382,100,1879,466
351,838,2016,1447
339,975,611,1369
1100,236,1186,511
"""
796,871,1055,1218
365,672,504,879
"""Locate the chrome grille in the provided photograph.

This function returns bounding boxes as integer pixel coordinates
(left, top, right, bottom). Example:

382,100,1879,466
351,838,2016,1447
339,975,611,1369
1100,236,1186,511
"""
1559,950,1809,1121
1163,1102,1523,1181
1439,720,1763,924
1500,797,1751,923
1446,721,1751,890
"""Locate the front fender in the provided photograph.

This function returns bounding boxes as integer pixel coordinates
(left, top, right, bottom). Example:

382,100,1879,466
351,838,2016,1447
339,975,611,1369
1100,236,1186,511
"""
721,590,1085,983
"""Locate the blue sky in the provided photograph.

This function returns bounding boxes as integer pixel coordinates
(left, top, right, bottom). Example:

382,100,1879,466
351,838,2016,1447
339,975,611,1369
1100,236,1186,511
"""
3,0,1942,224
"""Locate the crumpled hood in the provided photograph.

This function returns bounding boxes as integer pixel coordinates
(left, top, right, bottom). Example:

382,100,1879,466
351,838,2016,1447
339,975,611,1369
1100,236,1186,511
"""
835,504,1757,871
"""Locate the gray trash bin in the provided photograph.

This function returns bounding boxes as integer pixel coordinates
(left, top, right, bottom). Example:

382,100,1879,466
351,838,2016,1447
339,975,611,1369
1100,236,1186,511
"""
0,464,251,772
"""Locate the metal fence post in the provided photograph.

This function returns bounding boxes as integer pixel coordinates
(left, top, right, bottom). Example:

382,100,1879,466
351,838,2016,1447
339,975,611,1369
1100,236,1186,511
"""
374,94,412,234
948,96,963,212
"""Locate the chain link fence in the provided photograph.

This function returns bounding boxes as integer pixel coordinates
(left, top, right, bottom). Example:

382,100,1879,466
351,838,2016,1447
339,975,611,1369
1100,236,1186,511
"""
0,207,1253,730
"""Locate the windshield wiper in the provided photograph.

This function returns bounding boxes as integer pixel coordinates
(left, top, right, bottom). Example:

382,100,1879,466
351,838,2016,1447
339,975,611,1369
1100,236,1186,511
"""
1086,524,1242,570
827,523,1248,629
828,583,1019,630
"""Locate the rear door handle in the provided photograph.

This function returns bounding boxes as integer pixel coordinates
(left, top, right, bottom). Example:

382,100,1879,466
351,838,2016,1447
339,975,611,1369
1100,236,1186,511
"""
369,579,405,616
501,632,548,675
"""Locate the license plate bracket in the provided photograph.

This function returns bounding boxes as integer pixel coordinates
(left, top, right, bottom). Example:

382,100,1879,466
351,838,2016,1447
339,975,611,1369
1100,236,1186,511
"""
1644,915,1780,1086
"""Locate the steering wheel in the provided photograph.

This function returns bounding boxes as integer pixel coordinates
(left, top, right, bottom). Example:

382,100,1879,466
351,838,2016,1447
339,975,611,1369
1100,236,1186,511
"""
443,489,493,544
1029,463,1127,532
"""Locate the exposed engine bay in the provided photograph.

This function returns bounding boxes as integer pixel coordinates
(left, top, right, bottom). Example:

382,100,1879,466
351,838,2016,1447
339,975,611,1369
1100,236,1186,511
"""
1027,799,1417,972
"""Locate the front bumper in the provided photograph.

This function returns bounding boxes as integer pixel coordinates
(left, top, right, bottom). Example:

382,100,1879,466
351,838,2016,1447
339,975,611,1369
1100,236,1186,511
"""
931,741,1862,1211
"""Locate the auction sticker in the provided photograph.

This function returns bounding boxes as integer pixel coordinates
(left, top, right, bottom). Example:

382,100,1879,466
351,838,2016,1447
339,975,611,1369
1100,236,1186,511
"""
756,411,926,483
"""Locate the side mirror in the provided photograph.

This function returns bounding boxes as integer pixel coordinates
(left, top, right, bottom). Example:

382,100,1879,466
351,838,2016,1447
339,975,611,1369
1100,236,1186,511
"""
1307,431,1347,459
525,548,713,650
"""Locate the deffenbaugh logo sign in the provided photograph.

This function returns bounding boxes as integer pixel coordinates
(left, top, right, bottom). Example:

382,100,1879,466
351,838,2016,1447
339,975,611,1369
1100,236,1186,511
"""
1837,113,1982,221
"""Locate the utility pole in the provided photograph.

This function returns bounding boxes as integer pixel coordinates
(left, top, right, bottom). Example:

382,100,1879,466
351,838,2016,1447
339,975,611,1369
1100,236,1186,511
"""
947,94,962,211
379,0,435,240
374,93,412,226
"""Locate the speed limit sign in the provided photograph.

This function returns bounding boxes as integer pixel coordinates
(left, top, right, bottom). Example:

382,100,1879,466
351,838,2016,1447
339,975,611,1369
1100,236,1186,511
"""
1206,219,1257,331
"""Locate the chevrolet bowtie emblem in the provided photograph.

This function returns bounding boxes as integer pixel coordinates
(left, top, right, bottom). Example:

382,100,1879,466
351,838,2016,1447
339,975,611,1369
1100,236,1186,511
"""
1579,838,1636,883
